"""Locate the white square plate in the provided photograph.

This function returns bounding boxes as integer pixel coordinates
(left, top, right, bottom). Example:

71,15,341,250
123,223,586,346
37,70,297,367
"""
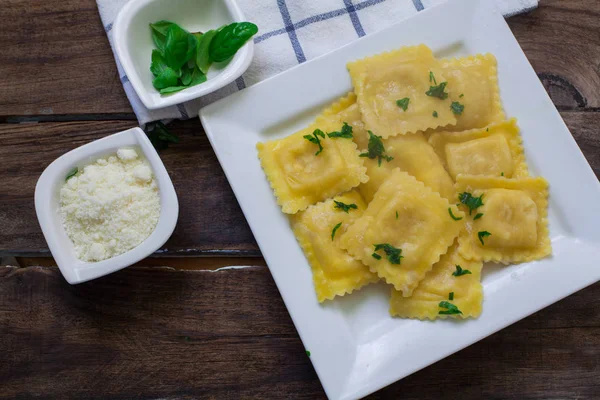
200,0,600,398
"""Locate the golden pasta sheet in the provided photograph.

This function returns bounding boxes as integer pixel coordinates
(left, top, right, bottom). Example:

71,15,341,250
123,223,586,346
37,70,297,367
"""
257,118,368,214
358,132,455,202
340,169,465,296
455,175,551,264
390,242,483,320
428,118,529,180
291,190,379,302
348,45,457,138
440,54,505,131
318,92,370,151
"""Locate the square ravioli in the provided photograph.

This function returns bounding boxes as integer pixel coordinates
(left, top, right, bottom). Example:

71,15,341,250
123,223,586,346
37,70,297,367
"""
257,118,368,214
348,45,457,138
358,132,455,202
428,119,529,180
340,169,465,296
318,92,370,151
440,54,505,131
455,175,551,264
390,242,483,320
291,190,379,302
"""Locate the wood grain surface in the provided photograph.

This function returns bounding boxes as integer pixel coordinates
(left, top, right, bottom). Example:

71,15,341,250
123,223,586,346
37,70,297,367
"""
0,265,598,399
1,0,600,398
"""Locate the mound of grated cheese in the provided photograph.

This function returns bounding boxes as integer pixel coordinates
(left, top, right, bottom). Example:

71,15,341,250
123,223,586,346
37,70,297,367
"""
60,148,160,262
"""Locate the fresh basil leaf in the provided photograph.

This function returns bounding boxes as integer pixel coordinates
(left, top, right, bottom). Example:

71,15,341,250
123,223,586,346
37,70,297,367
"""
180,65,193,86
159,86,188,95
152,67,179,90
164,24,198,71
150,20,176,52
150,49,168,77
146,121,179,151
189,67,207,86
209,22,258,62
196,29,217,74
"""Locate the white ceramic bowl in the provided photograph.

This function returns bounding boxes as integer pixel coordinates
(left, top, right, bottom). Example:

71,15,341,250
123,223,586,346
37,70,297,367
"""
34,127,179,284
113,0,254,110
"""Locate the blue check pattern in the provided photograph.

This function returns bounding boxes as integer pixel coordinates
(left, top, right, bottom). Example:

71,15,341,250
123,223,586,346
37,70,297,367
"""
96,0,533,125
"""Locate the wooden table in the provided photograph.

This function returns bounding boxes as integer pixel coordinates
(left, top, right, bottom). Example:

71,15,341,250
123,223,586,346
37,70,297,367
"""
1,0,599,398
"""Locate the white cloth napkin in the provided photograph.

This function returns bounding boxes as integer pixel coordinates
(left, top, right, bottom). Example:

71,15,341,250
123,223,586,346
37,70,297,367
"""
97,0,538,126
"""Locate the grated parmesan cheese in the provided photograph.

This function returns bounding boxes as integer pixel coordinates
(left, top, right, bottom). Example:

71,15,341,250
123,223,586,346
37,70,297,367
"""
59,148,160,262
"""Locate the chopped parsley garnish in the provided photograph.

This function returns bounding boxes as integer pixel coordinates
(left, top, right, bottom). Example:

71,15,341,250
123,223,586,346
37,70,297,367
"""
478,231,492,245
303,129,325,155
372,243,403,265
474,213,484,220
429,71,437,85
433,111,438,118
448,207,463,221
360,131,394,166
439,301,462,315
452,265,472,277
458,192,484,215
65,167,78,182
501,172,505,176
306,350,311,357
396,210,399,220
450,101,465,115
459,93,464,98
372,253,382,260
331,222,342,241
396,97,410,111
327,122,353,139
426,81,449,100
449,292,454,300
333,200,357,213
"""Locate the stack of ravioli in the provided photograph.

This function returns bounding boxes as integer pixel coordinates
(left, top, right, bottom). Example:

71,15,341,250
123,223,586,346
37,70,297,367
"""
257,45,551,320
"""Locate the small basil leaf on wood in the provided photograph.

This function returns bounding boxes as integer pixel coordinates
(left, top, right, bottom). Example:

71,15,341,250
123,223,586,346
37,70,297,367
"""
145,121,179,151
196,29,218,74
150,49,168,77
150,20,175,52
209,22,258,62
152,67,179,89
164,24,198,71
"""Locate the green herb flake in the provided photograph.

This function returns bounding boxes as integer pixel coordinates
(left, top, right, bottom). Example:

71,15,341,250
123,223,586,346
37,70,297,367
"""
433,111,439,118
429,71,437,85
459,93,464,98
306,350,311,357
450,101,465,115
478,231,492,245
474,213,484,220
146,121,180,151
360,131,394,166
303,129,326,155
65,167,78,182
331,222,342,241
426,81,449,100
372,243,403,265
501,172,505,177
448,207,463,221
396,210,399,220
396,97,410,111
333,200,358,213
439,301,463,315
458,192,484,215
449,292,455,300
452,265,472,277
327,122,354,139
372,253,382,260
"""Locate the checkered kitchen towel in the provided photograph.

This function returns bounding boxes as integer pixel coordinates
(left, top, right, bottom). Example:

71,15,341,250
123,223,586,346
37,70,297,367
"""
97,0,538,126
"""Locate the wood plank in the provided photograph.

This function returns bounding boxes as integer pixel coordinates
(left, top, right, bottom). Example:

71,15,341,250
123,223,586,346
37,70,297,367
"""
508,0,600,109
1,111,598,255
0,0,132,117
1,0,599,117
1,266,598,399
0,120,258,255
